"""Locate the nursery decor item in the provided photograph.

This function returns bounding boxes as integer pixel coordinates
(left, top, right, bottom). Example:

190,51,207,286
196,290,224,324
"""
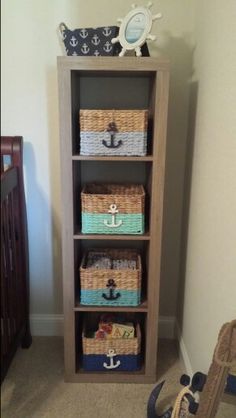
81,183,145,235
58,57,170,383
195,319,236,417
82,320,141,371
147,372,206,418
111,2,162,57
147,319,236,418
80,249,142,306
79,109,148,156
59,23,121,56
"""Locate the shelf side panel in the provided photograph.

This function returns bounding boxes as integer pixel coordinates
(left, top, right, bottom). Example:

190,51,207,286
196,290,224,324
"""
145,69,170,376
58,64,76,376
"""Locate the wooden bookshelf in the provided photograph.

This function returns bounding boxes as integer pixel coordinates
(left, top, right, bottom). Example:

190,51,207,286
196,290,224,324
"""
58,56,169,383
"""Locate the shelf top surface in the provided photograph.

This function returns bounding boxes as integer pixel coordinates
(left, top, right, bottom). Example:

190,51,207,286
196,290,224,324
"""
74,301,148,312
74,232,150,240
57,56,170,72
72,155,153,162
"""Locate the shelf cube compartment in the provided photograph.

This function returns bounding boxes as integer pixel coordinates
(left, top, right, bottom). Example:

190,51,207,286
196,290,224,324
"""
81,183,145,234
82,321,141,371
79,109,148,156
80,249,142,306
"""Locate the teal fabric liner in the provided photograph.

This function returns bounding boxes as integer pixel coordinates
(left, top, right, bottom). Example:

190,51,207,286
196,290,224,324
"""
82,213,144,234
81,289,141,306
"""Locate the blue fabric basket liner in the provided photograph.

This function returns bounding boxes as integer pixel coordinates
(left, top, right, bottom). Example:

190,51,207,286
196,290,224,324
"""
83,353,141,371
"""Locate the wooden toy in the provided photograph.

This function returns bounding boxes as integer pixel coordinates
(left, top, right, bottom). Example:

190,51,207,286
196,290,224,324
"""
147,319,236,418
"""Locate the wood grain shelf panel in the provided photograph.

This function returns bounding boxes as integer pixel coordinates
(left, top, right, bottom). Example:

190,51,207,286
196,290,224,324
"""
72,155,154,162
74,301,148,312
73,232,151,241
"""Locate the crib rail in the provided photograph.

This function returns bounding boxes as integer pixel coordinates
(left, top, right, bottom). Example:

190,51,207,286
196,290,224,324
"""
1,136,32,383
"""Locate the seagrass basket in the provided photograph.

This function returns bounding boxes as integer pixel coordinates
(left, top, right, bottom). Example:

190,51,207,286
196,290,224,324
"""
79,109,148,156
80,249,142,306
82,322,141,371
81,183,145,234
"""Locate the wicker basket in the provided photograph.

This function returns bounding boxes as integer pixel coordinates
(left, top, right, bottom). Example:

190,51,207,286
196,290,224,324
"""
80,109,148,156
80,249,142,306
81,183,145,234
82,322,141,371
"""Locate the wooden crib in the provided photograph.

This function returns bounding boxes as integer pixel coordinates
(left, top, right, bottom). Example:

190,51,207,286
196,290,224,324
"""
1,136,32,383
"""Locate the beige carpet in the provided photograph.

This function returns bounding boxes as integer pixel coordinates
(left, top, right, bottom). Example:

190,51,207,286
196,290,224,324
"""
1,337,235,418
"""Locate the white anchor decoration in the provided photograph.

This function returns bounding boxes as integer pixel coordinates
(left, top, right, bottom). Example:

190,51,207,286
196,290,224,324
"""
72,51,78,56
70,36,78,47
103,27,112,37
94,50,100,56
81,43,90,54
103,349,121,370
92,34,100,46
104,204,123,228
79,29,88,39
103,41,112,53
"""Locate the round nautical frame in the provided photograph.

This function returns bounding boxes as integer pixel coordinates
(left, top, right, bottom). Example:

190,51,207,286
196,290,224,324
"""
118,7,153,51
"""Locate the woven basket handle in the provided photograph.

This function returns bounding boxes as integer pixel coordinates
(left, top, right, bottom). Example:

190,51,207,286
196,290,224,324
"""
59,22,68,38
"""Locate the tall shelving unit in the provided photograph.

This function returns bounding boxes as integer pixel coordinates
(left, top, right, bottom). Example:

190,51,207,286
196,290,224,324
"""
58,56,169,383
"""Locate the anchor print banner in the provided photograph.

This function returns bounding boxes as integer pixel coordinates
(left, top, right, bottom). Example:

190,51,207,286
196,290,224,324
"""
60,25,121,56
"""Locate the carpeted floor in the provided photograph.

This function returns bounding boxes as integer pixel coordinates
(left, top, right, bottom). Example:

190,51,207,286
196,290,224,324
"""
1,337,235,418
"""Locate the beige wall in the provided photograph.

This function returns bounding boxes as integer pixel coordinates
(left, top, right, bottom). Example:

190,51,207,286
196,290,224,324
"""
1,1,195,317
178,0,236,372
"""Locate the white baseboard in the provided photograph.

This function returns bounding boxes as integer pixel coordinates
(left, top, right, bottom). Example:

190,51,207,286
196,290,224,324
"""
176,322,193,376
30,314,64,337
30,314,176,339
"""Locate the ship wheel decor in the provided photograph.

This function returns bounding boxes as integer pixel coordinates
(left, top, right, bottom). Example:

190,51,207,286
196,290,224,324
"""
111,2,162,57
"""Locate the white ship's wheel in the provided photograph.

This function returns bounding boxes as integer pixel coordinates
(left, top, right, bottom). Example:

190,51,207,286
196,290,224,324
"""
111,2,162,57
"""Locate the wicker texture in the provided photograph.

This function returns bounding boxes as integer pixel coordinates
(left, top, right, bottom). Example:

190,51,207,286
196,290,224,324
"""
83,323,141,355
80,110,148,132
81,184,145,214
80,249,141,306
80,109,148,156
81,184,145,235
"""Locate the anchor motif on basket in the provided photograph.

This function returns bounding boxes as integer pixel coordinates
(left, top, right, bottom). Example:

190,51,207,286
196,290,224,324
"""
102,122,122,149
103,348,121,370
102,27,112,37
102,279,121,301
79,29,88,39
104,204,123,228
103,41,113,53
70,36,78,47
92,34,100,46
81,43,90,54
